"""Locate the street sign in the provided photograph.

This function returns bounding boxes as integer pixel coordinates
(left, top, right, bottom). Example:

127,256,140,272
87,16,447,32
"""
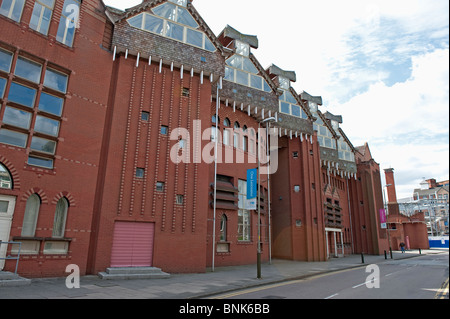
247,169,257,199
246,169,257,210
379,208,387,229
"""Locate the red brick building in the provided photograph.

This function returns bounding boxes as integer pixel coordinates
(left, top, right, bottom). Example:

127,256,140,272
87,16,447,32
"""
1,0,389,277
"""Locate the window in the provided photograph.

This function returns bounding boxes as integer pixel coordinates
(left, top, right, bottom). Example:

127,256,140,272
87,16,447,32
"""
56,0,81,47
0,77,6,98
176,194,184,205
224,53,271,92
160,125,168,135
0,49,13,72
220,215,227,241
0,0,25,22
279,90,307,119
30,0,55,35
182,87,190,97
38,93,64,116
127,3,216,53
141,111,150,121
21,194,41,237
0,163,12,189
223,128,230,146
3,106,32,129
0,60,68,169
30,136,56,154
14,57,42,83
238,180,250,241
8,82,36,107
44,68,68,93
27,156,53,169
52,197,68,238
223,118,230,127
238,210,251,242
34,116,60,136
156,182,164,192
0,129,27,147
136,168,145,178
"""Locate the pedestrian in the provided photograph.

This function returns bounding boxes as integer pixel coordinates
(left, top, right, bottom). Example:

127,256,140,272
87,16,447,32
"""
400,242,405,253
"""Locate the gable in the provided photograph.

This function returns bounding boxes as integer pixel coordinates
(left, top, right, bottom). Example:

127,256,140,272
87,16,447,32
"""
126,1,217,52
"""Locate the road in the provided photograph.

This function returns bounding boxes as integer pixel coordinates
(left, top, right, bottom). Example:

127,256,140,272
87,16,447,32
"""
210,252,449,299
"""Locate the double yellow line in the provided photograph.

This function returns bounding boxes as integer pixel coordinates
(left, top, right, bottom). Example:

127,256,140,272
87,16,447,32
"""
435,278,449,299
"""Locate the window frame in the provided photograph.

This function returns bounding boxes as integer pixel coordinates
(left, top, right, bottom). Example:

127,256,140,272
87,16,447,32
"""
52,197,69,238
0,0,25,22
29,0,56,36
21,194,41,237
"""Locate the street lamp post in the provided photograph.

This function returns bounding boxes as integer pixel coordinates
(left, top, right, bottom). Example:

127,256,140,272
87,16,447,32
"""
257,117,276,279
383,184,393,258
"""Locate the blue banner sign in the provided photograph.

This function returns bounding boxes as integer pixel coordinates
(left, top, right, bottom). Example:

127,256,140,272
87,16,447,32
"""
247,169,257,200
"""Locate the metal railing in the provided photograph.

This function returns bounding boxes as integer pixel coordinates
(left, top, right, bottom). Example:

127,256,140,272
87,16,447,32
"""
0,241,21,274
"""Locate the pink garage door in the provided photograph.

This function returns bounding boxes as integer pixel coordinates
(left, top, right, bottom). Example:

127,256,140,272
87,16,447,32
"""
110,222,155,268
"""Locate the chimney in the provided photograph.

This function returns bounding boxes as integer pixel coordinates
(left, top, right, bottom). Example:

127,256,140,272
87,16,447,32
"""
427,179,437,189
384,168,398,203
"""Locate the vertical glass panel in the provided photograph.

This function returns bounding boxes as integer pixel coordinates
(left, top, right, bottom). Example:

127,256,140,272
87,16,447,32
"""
14,57,42,83
27,156,53,169
280,102,290,114
38,92,64,116
3,106,32,129
29,1,54,35
169,0,187,7
235,40,249,57
21,194,41,237
127,13,143,28
8,82,36,107
143,14,164,35
250,75,262,90
0,78,6,98
44,69,68,93
186,28,203,48
176,6,198,28
226,55,242,69
291,105,301,117
53,198,68,238
263,80,271,92
242,58,258,73
0,129,28,148
204,37,216,52
166,21,184,41
0,49,13,72
235,70,248,86
34,115,60,136
152,3,177,21
0,0,25,22
30,136,56,154
224,67,234,81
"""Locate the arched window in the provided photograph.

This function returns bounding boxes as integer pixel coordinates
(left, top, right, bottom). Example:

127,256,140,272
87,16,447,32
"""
223,118,230,127
234,121,240,130
212,115,220,124
220,215,227,242
53,197,69,238
0,163,12,189
21,194,41,237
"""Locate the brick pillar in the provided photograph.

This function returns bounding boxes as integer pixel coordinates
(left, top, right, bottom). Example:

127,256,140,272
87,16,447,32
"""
384,168,398,204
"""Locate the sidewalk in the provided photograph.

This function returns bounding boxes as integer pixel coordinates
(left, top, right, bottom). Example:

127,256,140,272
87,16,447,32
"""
0,249,447,299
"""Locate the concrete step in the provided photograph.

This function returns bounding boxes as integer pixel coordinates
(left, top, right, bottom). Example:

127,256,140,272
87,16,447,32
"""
0,271,31,287
98,267,170,280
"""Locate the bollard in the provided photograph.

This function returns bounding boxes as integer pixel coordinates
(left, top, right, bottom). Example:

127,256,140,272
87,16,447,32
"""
390,248,393,259
419,248,422,255
361,253,365,264
384,250,387,259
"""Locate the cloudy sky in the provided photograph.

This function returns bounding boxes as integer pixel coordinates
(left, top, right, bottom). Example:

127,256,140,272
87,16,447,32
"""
104,0,449,199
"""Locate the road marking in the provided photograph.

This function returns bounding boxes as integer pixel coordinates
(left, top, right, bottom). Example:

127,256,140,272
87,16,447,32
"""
324,293,339,299
352,279,378,289
435,278,449,299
